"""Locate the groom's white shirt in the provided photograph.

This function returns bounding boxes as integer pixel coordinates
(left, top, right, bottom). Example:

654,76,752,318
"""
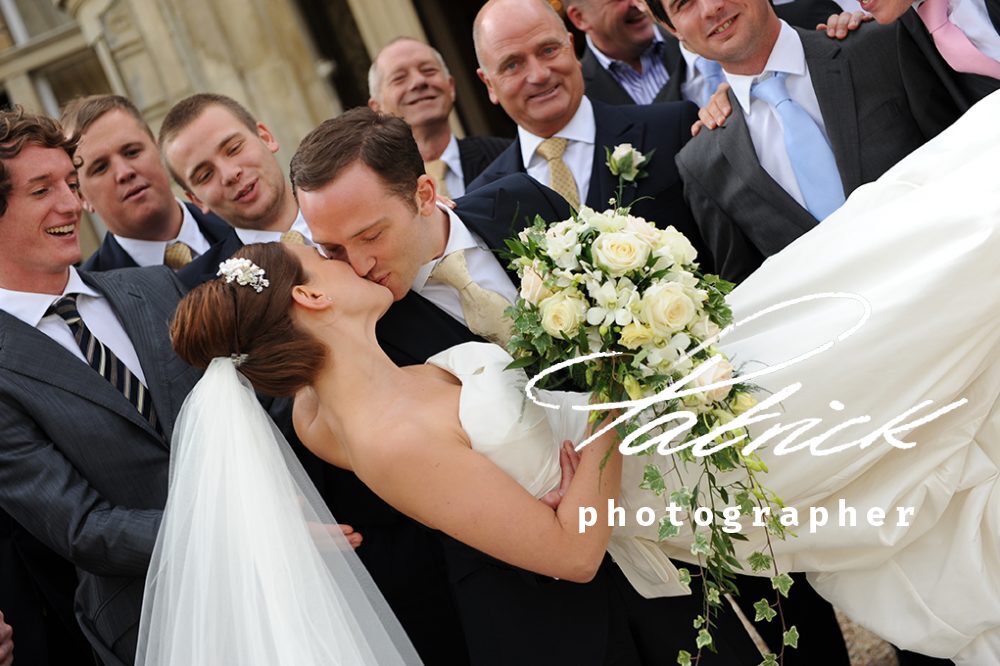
411,203,517,327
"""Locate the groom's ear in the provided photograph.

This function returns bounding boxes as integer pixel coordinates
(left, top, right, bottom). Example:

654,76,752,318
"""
290,285,332,312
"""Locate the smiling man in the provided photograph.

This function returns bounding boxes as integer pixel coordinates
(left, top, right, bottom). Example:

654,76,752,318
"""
468,0,712,270
368,37,510,196
0,106,205,666
61,95,239,287
159,94,311,245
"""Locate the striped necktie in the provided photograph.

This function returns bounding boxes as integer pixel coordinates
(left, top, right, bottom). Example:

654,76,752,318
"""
47,294,159,431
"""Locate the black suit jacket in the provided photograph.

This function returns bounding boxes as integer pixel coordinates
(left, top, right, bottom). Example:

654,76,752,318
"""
81,202,242,289
0,268,201,665
457,135,513,189
676,23,955,283
468,98,711,272
897,3,1000,116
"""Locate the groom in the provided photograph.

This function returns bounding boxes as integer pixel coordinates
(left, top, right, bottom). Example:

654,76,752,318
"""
290,107,762,664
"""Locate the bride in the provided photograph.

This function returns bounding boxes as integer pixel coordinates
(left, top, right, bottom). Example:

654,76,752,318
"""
146,90,1000,665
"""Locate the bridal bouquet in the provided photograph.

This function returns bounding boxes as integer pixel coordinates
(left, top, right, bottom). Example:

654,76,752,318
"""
505,145,795,665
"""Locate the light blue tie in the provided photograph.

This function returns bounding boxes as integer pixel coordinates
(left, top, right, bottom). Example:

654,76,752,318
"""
697,58,725,107
750,72,845,221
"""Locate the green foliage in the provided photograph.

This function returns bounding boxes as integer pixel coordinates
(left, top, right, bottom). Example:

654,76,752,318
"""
771,573,794,598
753,598,777,623
783,626,800,649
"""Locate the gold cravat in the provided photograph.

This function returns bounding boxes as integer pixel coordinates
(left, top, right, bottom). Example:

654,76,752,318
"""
536,137,579,209
430,250,513,347
280,230,307,245
424,159,451,198
163,241,193,269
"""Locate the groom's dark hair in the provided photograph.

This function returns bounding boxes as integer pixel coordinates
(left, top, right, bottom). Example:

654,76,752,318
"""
289,107,425,212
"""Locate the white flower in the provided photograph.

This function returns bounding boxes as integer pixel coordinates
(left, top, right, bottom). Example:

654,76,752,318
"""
691,357,734,404
592,232,651,276
578,206,626,233
607,143,646,182
519,267,552,305
619,322,654,350
622,215,661,247
585,277,639,327
539,292,589,338
545,221,582,270
657,226,699,266
218,258,270,293
690,315,721,340
640,282,697,338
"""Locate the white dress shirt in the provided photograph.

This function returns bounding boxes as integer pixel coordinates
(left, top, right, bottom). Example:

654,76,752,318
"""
438,133,466,198
518,96,596,206
412,204,517,326
0,267,147,383
234,209,313,246
114,199,212,268
914,0,1000,61
725,22,830,209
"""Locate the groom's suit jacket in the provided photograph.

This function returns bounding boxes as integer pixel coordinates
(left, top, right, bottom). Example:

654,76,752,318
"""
675,23,955,284
0,267,201,666
467,98,712,273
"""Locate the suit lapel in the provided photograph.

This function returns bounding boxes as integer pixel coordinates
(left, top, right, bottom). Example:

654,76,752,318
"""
718,91,818,235
588,101,644,209
0,309,165,445
377,292,482,366
799,29,862,194
83,271,175,445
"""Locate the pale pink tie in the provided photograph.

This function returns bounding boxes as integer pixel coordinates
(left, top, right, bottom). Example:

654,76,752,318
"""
917,0,1000,78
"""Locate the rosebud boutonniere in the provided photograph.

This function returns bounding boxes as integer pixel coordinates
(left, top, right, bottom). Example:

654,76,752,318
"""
606,143,653,183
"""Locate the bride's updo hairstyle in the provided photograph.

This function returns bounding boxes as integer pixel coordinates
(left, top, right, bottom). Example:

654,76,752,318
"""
170,243,327,396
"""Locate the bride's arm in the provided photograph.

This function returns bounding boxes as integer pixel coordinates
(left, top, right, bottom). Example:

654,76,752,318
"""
365,420,623,583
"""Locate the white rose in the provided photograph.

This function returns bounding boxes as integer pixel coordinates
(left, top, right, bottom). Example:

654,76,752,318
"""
519,267,552,305
657,226,699,266
619,322,654,350
590,211,627,233
607,143,645,182
622,215,660,247
690,315,721,340
539,292,589,338
592,232,651,276
640,282,697,337
691,358,734,403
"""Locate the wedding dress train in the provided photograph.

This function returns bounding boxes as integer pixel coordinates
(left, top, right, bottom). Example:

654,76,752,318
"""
429,90,1000,662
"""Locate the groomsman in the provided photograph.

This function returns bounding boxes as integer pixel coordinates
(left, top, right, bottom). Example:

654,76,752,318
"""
61,95,240,287
368,37,511,196
158,94,313,245
0,107,203,665
468,0,711,271
649,0,955,283
290,106,763,665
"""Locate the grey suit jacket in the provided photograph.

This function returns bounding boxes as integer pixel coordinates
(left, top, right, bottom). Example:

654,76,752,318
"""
0,267,201,665
676,23,952,283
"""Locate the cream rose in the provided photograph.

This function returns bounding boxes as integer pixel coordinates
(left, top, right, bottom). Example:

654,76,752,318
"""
519,267,552,305
691,358,734,403
607,143,645,182
592,232,651,276
731,392,757,415
619,322,654,350
539,292,588,338
640,282,697,337
656,226,699,266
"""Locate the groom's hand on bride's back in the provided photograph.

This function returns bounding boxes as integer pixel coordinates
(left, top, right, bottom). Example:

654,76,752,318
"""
0,610,12,666
540,442,582,510
338,524,363,549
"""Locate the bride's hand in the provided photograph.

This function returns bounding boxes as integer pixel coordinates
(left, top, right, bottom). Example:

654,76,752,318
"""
337,524,363,549
539,441,581,510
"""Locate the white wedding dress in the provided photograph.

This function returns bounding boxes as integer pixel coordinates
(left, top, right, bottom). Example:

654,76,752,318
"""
429,90,1000,663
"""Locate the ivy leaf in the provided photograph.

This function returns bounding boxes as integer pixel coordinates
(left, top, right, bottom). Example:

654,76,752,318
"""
771,573,794,598
658,516,681,541
748,551,773,573
753,598,777,623
783,626,800,649
640,464,666,495
693,615,705,629
677,650,692,666
705,585,721,606
735,490,755,514
759,654,779,666
695,629,714,650
690,532,711,557
670,486,694,509
678,568,692,585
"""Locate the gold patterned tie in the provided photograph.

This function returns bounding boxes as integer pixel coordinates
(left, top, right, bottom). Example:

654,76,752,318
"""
163,241,193,269
280,230,307,245
430,250,513,346
536,137,579,209
424,159,451,198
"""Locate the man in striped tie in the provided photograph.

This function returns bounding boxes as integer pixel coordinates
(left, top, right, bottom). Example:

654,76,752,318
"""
0,107,204,665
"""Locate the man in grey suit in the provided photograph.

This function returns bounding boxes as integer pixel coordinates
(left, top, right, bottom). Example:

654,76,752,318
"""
650,0,954,283
0,108,201,665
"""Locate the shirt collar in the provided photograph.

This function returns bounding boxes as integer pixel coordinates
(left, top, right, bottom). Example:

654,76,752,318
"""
412,203,482,292
112,199,210,268
439,133,462,179
518,95,596,168
234,209,314,246
726,21,806,115
0,267,98,328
